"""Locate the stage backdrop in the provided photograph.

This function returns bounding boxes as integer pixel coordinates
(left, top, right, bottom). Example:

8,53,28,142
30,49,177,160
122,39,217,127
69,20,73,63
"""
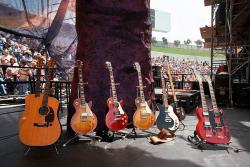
67,0,153,132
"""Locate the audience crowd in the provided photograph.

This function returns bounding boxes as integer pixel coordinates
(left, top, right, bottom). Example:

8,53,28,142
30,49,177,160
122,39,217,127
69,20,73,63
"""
0,33,47,96
0,33,215,96
151,56,214,89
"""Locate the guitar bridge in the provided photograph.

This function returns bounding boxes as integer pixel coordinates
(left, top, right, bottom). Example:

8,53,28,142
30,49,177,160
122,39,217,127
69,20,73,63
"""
217,135,224,139
205,134,212,138
34,122,50,127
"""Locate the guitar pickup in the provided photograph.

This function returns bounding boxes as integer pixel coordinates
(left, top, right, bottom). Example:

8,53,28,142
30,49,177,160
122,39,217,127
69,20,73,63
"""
203,121,211,127
114,117,121,121
202,112,209,116
81,113,88,117
216,123,223,128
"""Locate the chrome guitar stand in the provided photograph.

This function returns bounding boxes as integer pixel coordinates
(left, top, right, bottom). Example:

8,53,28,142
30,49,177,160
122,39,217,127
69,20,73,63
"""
187,131,240,153
24,144,59,156
63,133,101,147
124,87,154,140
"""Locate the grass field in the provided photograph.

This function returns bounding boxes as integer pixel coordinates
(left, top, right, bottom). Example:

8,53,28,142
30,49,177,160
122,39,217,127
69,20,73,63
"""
152,46,224,57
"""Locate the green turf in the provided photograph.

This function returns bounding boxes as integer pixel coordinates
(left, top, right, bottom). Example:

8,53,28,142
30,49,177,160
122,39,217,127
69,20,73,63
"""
152,46,224,57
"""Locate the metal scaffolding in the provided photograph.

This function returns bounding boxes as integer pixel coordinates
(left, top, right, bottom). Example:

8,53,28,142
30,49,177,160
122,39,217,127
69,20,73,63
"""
202,0,250,106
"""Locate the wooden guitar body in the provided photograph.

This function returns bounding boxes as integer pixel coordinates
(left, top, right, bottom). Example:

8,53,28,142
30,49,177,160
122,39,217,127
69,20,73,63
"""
195,106,231,144
156,104,179,131
19,94,61,146
133,98,155,130
105,97,128,131
71,99,97,135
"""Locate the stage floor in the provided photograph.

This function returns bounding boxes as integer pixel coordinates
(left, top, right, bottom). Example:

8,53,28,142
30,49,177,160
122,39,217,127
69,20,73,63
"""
0,105,250,167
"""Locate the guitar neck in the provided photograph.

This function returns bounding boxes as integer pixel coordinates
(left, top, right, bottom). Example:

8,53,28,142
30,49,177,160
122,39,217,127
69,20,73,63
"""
198,80,208,111
78,63,86,106
109,68,118,103
35,69,41,97
41,68,54,107
166,63,177,102
161,69,168,107
137,69,145,103
207,78,218,112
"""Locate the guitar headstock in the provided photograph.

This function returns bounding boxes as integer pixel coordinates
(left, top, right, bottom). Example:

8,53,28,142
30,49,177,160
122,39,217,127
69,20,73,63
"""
134,62,141,73
105,61,112,72
36,57,44,68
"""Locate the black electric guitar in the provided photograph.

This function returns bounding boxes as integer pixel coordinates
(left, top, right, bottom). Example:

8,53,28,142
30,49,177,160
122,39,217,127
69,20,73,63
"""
156,67,180,131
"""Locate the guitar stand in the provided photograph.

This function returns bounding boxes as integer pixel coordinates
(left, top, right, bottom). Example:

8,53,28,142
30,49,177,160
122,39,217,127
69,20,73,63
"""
24,144,59,156
187,131,240,153
63,134,101,147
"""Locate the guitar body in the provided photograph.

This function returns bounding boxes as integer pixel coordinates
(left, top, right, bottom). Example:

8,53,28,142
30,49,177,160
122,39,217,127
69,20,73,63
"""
71,99,97,135
105,97,128,131
19,94,61,146
156,104,179,131
195,106,231,144
133,98,155,130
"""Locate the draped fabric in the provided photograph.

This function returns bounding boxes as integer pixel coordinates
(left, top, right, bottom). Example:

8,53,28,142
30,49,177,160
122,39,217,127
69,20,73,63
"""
67,0,153,132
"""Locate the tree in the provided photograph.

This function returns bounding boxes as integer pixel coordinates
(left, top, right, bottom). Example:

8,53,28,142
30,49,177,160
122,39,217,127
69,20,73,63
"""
194,39,203,48
184,38,191,45
162,37,168,46
173,40,180,47
152,37,157,44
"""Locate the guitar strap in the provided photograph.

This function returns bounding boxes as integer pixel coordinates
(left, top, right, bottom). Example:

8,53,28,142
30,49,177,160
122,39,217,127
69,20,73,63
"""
150,129,176,144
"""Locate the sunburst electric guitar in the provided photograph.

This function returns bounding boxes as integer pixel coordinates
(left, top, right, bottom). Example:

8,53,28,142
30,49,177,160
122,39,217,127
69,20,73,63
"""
105,61,128,131
70,60,97,135
156,67,179,131
19,59,61,146
194,71,230,144
133,62,155,130
165,56,186,121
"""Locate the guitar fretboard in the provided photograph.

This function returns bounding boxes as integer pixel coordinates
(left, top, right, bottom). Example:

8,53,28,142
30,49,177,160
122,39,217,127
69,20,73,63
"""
136,66,145,103
197,79,208,112
160,68,168,108
35,68,41,97
165,61,177,102
41,67,54,107
78,62,86,106
108,65,118,103
207,78,218,113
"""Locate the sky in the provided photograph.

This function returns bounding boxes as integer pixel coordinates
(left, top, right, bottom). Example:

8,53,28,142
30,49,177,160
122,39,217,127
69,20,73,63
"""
151,0,211,43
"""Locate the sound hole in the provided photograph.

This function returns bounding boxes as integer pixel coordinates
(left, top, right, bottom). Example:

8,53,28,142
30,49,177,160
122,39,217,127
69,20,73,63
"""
39,106,49,115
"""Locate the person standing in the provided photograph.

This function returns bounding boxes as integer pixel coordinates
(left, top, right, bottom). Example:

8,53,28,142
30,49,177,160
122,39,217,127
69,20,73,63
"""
17,59,31,95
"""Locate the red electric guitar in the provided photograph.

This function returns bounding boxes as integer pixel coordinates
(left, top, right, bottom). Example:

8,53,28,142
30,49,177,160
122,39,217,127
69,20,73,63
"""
105,61,128,131
194,71,231,144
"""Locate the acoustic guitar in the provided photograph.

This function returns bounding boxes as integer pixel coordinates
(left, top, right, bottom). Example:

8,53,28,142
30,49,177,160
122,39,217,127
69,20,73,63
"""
156,67,179,131
164,56,186,121
133,62,155,130
19,59,61,146
194,71,230,144
70,60,97,135
105,61,128,131
19,57,44,129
